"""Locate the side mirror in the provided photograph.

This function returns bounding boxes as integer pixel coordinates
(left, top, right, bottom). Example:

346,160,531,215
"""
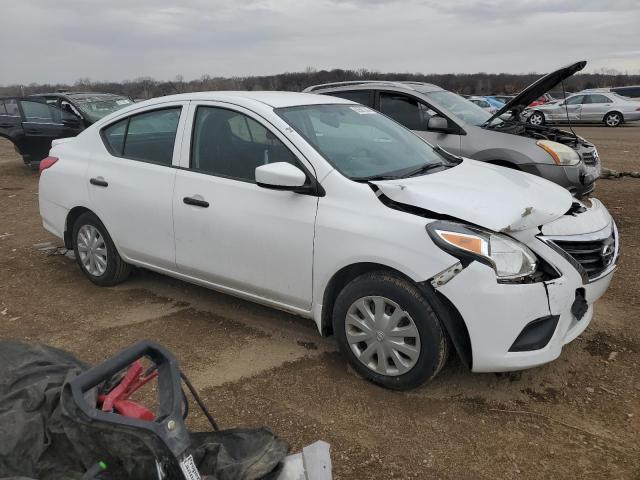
427,115,449,132
256,162,307,190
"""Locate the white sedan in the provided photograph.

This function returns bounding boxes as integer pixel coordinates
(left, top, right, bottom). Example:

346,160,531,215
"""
39,92,618,389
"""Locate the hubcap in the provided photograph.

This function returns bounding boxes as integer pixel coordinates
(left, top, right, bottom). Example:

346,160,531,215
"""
345,296,421,376
530,113,543,125
606,114,620,126
77,225,107,277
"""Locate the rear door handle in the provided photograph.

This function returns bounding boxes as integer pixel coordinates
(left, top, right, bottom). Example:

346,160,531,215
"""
183,196,209,208
90,177,108,187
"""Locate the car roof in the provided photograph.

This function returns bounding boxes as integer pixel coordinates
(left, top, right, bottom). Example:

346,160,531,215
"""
131,91,354,109
303,81,444,94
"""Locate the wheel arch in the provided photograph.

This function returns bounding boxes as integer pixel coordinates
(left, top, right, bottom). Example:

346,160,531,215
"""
64,206,94,249
320,262,473,369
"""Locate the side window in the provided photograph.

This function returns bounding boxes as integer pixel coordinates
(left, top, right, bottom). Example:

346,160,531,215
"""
327,90,372,107
3,99,20,117
101,107,181,165
20,100,63,122
122,108,181,165
587,94,611,104
379,93,423,130
102,118,128,155
565,95,584,105
0,102,6,115
191,106,301,182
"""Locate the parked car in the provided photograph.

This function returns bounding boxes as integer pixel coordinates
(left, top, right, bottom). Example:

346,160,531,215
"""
39,91,618,390
0,97,84,168
468,96,497,113
0,92,133,168
29,92,134,127
611,85,640,99
529,93,554,107
305,61,600,197
484,96,507,109
492,95,515,104
523,92,640,127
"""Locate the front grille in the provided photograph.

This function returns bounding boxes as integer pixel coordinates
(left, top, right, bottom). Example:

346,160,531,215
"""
581,150,599,166
553,233,615,280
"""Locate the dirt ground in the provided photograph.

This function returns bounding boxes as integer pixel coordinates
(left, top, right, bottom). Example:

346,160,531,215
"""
1,126,639,479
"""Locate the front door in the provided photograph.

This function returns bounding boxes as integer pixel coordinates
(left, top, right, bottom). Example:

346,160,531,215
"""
173,103,317,310
376,91,463,155
551,95,583,122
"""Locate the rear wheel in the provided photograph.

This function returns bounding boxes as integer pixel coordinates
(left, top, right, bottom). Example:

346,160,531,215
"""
72,212,131,286
332,271,449,390
604,112,622,127
528,111,545,126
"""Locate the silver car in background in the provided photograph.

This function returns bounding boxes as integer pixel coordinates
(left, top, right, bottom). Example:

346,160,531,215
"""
524,92,640,127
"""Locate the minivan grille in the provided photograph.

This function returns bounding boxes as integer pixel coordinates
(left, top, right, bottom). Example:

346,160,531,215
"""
553,233,616,279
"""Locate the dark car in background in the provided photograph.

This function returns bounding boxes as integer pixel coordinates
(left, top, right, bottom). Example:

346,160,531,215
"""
0,92,133,168
611,85,640,99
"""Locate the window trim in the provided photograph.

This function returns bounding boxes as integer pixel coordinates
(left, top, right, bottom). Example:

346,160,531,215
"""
187,104,323,196
100,106,183,168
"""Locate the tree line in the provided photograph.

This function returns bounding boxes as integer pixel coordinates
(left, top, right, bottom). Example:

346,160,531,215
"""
2,68,639,100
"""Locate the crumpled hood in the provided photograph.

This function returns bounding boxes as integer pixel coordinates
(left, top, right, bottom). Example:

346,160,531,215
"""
484,60,586,125
372,160,573,232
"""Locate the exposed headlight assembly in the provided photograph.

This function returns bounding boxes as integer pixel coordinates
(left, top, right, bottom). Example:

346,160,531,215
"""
536,140,581,166
426,221,538,282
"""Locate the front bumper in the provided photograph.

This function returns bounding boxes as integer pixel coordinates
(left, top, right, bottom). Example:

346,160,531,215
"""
435,202,617,372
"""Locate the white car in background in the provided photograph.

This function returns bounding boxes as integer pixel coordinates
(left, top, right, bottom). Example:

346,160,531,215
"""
39,92,618,389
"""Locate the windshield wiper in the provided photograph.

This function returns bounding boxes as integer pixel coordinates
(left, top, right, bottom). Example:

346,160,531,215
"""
352,173,402,182
401,162,447,178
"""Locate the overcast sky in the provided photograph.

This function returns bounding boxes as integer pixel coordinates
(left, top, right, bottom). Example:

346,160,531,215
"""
2,0,639,85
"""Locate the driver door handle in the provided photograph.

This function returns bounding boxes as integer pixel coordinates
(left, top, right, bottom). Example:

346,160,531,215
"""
183,196,209,208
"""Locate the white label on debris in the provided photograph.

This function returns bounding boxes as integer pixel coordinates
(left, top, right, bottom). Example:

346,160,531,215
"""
116,99,132,105
179,454,202,480
350,106,376,114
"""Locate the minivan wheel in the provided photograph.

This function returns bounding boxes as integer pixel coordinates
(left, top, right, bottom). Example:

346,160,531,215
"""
528,111,545,126
604,112,622,127
72,212,131,286
332,271,449,390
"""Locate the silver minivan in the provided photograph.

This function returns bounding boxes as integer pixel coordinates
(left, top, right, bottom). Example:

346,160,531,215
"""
305,61,600,197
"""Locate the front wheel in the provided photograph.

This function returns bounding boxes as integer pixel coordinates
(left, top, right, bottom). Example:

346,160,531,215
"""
604,112,622,127
332,271,449,390
528,111,545,126
72,212,131,286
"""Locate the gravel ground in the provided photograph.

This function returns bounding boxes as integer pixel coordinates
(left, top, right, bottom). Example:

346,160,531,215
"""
0,126,638,479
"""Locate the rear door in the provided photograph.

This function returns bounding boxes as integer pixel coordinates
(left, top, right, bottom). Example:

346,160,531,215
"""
0,99,24,157
581,94,613,122
87,103,188,270
376,91,463,154
17,99,84,163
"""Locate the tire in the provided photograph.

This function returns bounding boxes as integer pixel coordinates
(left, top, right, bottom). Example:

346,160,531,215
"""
332,271,449,390
528,111,545,126
604,112,622,127
72,212,131,286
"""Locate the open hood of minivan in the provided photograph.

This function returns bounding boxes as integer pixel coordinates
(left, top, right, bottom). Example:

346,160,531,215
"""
483,60,587,126
372,160,573,232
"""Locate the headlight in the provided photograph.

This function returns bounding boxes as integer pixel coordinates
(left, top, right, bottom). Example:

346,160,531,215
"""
536,140,581,166
426,221,538,281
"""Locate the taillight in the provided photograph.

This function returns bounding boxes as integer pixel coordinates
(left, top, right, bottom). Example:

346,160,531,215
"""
39,156,59,173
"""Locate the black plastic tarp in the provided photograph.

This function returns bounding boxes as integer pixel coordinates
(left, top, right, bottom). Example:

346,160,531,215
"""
0,341,287,479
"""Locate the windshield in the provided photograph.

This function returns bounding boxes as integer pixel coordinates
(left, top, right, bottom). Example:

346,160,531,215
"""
276,104,447,180
424,90,493,126
72,95,133,122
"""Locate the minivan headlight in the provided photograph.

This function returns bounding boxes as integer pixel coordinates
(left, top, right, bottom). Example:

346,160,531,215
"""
426,221,537,281
536,140,581,166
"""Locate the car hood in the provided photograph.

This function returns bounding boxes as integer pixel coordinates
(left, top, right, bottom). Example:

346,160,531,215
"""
372,160,573,232
484,60,587,125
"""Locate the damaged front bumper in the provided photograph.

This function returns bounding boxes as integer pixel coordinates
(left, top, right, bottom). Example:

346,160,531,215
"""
433,198,617,372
